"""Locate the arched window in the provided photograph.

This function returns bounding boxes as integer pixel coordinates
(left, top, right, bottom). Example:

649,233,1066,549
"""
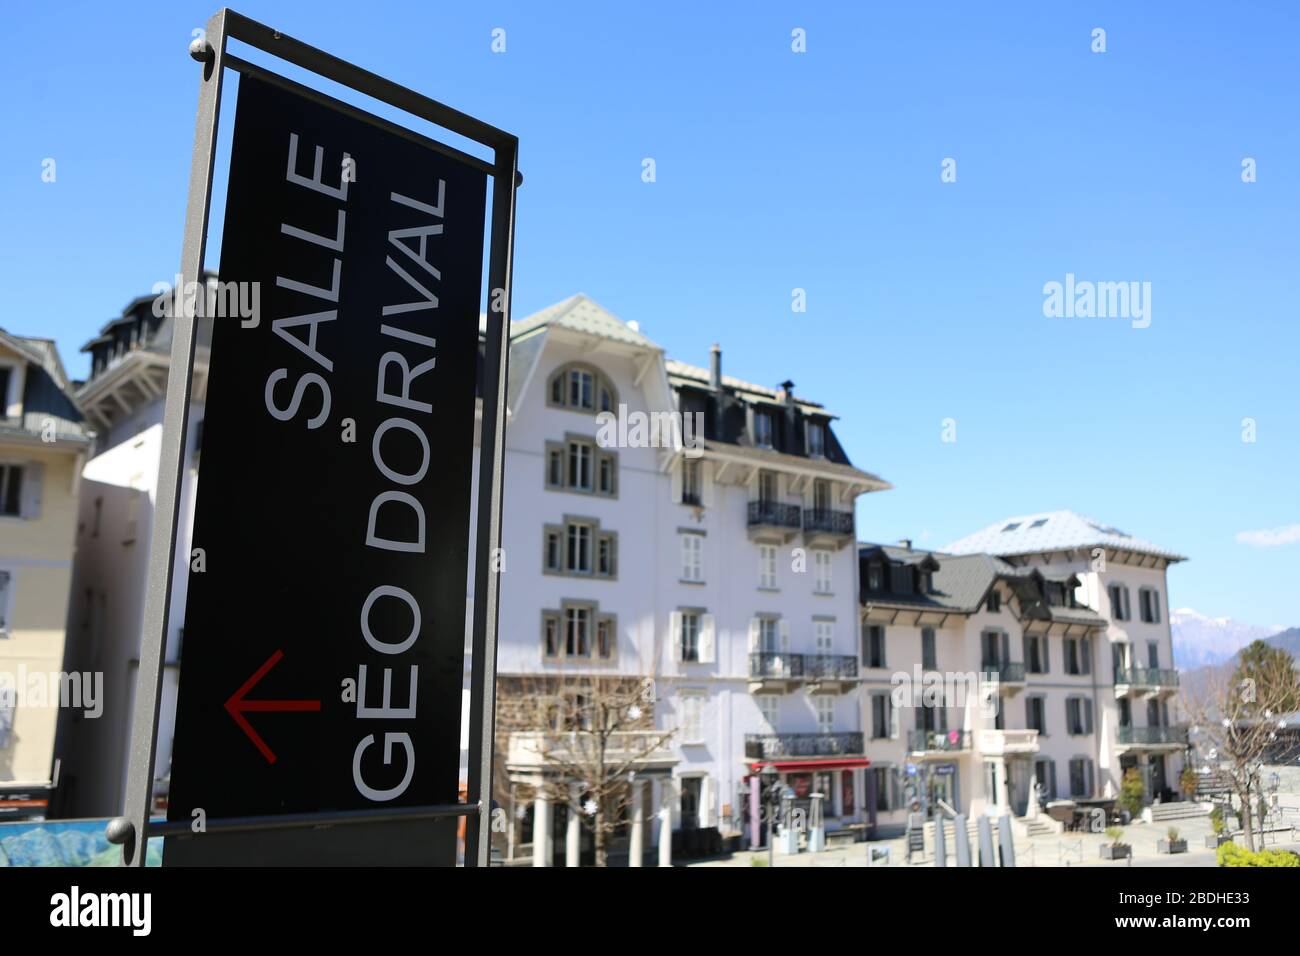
547,363,617,413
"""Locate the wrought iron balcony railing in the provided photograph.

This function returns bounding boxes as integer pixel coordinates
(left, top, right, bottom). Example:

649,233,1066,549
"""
803,508,854,536
1114,667,1180,689
908,729,971,753
1117,725,1188,746
805,654,859,680
747,500,802,529
749,652,805,679
981,661,1026,683
744,732,865,759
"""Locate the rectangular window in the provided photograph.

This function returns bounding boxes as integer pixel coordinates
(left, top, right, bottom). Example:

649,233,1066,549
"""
681,458,701,505
1024,635,1045,674
814,550,832,594
681,534,703,582
565,606,592,657
757,694,779,728
680,612,701,662
866,563,882,591
1147,641,1159,669
758,617,779,654
547,447,563,488
753,410,773,447
568,369,594,409
597,453,616,496
987,589,1001,613
814,620,834,653
1026,696,1046,735
0,465,23,517
595,616,615,659
597,534,616,577
921,627,937,670
567,523,592,573
758,544,777,589
1035,759,1057,801
567,440,592,491
864,624,886,668
758,470,777,505
871,693,892,739
544,528,562,572
1069,758,1094,798
680,693,704,743
816,696,834,734
873,767,898,811
807,422,825,457
543,613,561,658
1108,584,1130,621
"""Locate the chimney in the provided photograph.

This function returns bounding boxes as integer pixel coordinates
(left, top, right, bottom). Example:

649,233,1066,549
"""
709,344,723,440
899,538,913,550
779,380,796,406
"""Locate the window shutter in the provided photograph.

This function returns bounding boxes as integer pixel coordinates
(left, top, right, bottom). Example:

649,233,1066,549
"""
1043,636,1050,673
1152,592,1161,624
700,613,715,663
19,462,43,519
701,461,714,507
670,460,682,503
669,611,683,661
1085,699,1094,734
778,618,790,654
747,618,760,653
699,776,712,828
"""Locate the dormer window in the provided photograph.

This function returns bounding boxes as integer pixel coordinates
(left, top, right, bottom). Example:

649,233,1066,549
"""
988,590,1002,613
866,562,882,591
753,409,773,447
920,571,933,594
547,364,616,413
807,421,825,457
0,366,13,417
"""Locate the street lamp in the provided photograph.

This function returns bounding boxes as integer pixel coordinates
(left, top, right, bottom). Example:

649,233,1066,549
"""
761,763,778,867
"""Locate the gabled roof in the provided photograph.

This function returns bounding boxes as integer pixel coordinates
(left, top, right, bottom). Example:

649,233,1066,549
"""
943,510,1186,562
511,294,660,350
0,329,90,444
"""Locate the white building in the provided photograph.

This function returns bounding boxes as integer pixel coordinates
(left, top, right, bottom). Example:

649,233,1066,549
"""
476,294,890,864
52,286,209,817
939,512,1187,817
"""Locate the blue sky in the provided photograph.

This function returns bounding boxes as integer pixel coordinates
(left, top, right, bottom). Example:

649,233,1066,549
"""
2,1,1296,626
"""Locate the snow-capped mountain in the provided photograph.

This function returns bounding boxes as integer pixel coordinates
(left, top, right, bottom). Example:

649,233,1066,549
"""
1170,609,1278,670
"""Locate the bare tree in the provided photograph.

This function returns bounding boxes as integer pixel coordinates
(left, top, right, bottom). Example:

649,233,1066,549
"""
495,672,676,867
1182,644,1299,851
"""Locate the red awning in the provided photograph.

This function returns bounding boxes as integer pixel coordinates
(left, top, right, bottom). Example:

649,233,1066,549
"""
748,758,870,773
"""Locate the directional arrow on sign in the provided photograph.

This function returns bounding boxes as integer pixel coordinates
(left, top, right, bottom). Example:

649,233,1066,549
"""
224,649,321,764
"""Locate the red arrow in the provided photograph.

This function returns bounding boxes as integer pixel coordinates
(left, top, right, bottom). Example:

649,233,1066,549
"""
224,649,321,764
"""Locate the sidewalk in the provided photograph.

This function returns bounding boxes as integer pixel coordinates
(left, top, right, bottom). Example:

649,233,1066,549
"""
688,812,1299,867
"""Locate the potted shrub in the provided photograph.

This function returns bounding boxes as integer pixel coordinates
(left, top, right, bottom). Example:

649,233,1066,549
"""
1205,807,1231,849
1180,765,1199,801
1118,768,1145,821
1100,826,1132,860
1158,826,1187,854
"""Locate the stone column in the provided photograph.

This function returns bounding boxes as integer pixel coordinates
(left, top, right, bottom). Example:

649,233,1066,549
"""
565,784,581,867
629,780,645,867
532,792,551,867
658,792,673,867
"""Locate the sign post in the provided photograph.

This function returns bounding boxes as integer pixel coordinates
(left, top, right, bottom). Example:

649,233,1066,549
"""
110,8,517,867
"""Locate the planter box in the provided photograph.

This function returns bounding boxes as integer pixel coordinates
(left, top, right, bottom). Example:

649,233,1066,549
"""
1205,834,1232,849
1158,839,1188,855
1100,843,1132,860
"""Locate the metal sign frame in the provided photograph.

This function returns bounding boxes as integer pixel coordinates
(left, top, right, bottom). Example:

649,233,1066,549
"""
108,7,516,867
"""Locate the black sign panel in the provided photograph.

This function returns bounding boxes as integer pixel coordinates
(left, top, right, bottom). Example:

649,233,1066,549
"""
165,76,486,865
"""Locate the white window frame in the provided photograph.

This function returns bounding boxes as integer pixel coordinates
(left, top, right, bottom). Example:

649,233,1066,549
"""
813,550,832,594
757,694,779,728
680,533,704,583
814,619,834,653
679,692,706,744
815,695,835,734
758,544,777,589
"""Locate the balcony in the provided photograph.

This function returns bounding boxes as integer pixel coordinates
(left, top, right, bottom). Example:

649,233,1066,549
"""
802,507,854,548
744,732,865,761
747,500,802,542
977,728,1040,756
1115,725,1188,751
980,661,1027,695
505,731,678,774
1114,667,1180,699
907,729,972,756
748,652,805,693
805,654,860,694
